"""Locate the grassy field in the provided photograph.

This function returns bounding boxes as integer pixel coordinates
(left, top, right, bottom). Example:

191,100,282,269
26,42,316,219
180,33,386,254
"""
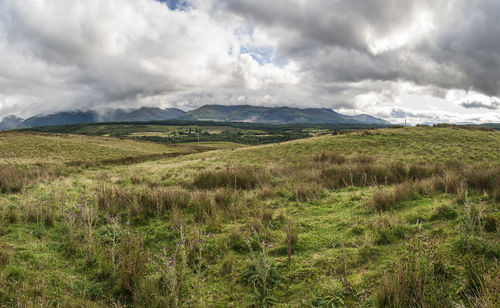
0,131,243,167
0,126,499,307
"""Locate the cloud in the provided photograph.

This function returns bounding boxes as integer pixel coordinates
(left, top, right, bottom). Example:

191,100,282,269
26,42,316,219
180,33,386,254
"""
453,94,500,110
0,0,499,123
0,0,298,117
460,101,499,110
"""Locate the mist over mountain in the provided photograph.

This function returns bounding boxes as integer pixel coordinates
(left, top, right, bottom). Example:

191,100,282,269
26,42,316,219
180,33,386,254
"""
99,107,186,122
0,105,391,130
23,111,98,128
0,115,24,130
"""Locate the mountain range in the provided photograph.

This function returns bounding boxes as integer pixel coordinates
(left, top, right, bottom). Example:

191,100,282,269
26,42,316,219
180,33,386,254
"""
0,105,390,130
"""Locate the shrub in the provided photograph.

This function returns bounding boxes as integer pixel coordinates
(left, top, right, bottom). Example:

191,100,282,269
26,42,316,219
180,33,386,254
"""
370,182,420,212
7,205,18,223
462,257,485,299
212,187,234,209
0,167,58,194
370,215,407,245
220,252,235,277
357,245,380,264
0,243,11,266
188,191,210,223
483,215,497,233
376,254,449,307
408,163,434,180
456,183,468,204
469,272,500,308
389,161,409,183
313,152,347,164
258,185,276,200
117,232,147,295
0,167,27,194
320,163,384,188
443,170,462,194
96,184,133,216
430,203,457,221
371,187,396,212
351,154,376,164
292,182,322,202
242,240,283,307
310,280,353,307
21,201,56,226
465,165,499,193
228,228,247,252
127,201,143,223
193,167,260,190
160,187,190,211
319,162,435,189
285,220,298,264
137,186,190,216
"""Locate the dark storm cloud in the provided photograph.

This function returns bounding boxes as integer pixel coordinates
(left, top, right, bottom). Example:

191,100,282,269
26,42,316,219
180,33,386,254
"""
224,0,500,97
225,0,434,52
460,101,499,110
0,0,499,123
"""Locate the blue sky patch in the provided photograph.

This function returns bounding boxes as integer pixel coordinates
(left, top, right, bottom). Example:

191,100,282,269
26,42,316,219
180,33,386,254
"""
155,0,188,11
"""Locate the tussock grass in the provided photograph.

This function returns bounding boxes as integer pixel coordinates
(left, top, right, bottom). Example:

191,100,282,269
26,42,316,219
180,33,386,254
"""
369,214,408,245
376,252,449,307
430,203,457,221
370,182,422,212
0,165,72,194
192,166,263,190
313,152,347,164
0,167,26,193
118,233,147,295
0,243,11,266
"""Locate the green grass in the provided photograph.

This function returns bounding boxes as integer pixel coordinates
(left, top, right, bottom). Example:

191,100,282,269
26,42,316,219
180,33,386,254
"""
0,131,241,167
0,126,499,307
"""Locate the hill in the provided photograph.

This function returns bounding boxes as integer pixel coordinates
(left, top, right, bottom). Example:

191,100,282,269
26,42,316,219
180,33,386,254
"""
0,131,238,169
180,104,390,124
481,123,500,130
0,132,193,167
0,126,498,306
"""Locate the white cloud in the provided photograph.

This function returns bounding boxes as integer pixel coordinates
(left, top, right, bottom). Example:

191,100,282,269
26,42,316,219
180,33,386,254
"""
0,0,298,117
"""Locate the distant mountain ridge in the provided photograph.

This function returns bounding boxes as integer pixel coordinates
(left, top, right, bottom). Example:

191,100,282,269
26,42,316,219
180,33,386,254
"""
0,105,390,130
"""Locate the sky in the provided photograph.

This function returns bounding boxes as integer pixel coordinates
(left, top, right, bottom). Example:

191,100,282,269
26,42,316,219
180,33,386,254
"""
0,0,499,124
